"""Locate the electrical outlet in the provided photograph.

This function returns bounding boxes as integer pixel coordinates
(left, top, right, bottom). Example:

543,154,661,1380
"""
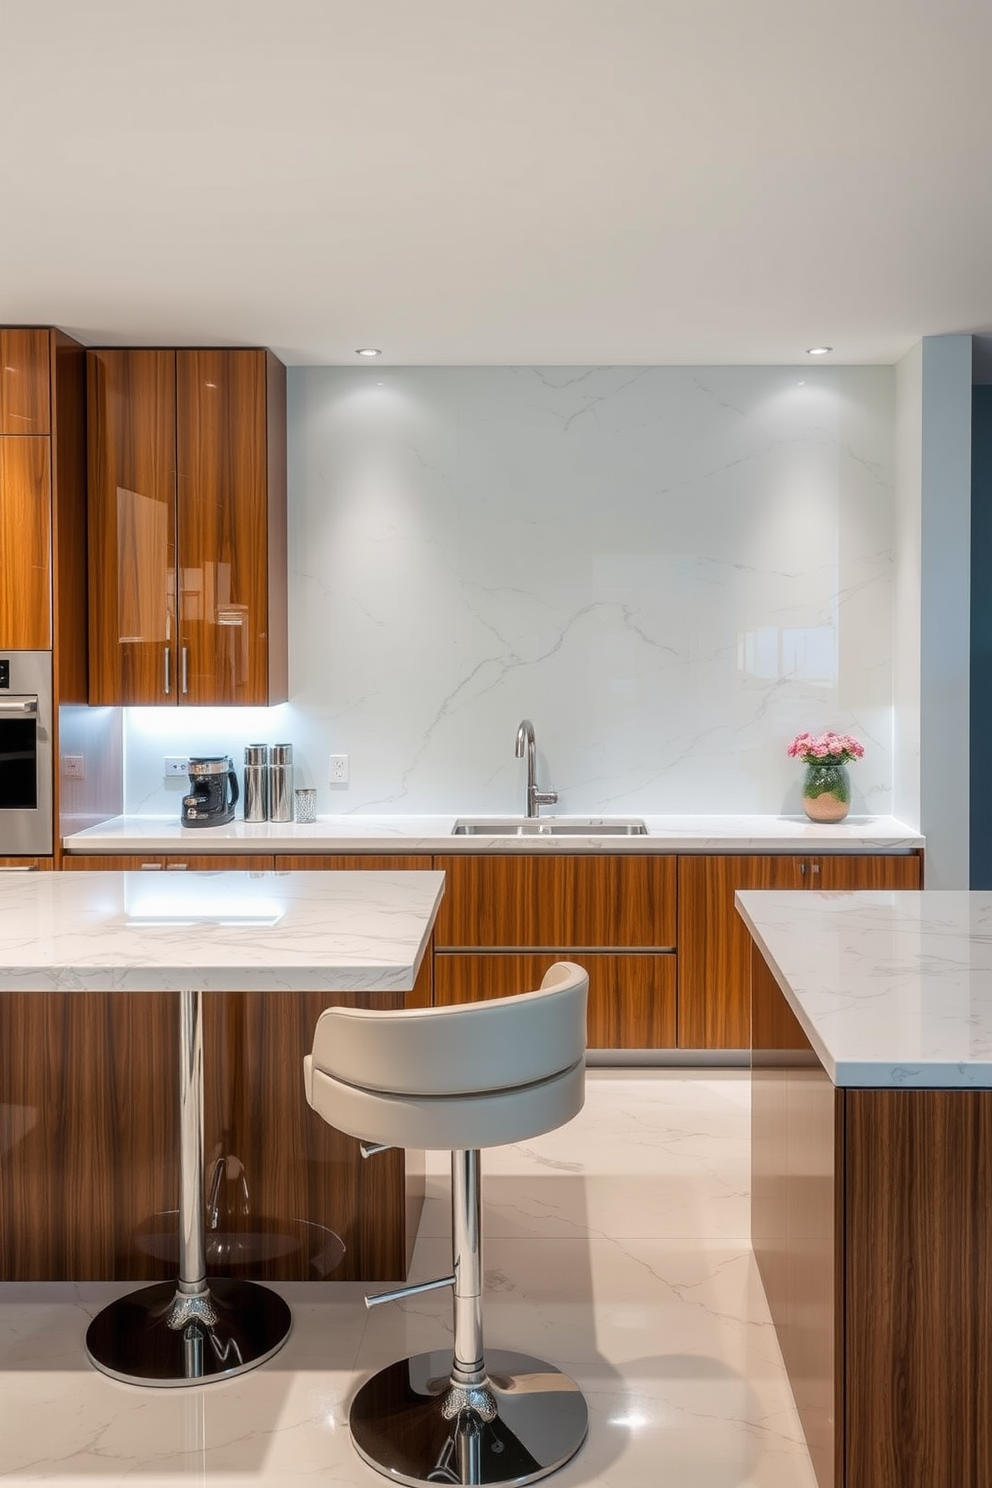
329,754,349,784
164,756,189,777
62,755,85,780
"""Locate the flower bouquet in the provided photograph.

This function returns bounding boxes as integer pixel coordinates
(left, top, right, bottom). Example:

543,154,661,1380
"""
787,731,864,822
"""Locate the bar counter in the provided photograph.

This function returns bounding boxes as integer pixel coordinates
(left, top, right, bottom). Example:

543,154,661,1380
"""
738,889,992,1488
0,870,443,1291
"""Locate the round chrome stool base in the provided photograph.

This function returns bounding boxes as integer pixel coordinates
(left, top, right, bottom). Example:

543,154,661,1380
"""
85,1277,292,1387
349,1348,588,1487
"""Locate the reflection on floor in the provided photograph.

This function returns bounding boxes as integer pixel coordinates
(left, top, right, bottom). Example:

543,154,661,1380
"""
0,1070,816,1486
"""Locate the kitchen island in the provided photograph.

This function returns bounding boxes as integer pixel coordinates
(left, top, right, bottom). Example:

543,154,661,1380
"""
738,889,992,1488
0,869,443,1303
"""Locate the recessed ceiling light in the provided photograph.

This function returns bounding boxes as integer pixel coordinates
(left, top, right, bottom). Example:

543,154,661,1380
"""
806,346,832,356
356,347,381,357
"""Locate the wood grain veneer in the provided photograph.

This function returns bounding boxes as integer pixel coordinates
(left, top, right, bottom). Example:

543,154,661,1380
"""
87,349,177,705
680,853,924,1049
50,329,88,704
751,942,842,1488
432,853,676,948
0,435,51,649
844,1088,992,1488
434,951,676,1048
176,350,273,705
0,976,425,1282
0,328,51,433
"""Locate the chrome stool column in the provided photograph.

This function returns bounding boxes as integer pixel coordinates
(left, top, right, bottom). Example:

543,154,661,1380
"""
305,962,590,1486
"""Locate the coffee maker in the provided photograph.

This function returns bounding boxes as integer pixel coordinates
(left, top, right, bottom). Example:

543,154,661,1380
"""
181,756,240,827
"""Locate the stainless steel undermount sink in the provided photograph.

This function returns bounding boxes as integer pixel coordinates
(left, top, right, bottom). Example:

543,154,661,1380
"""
451,817,648,837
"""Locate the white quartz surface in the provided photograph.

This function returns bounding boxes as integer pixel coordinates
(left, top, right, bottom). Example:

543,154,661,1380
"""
0,870,444,993
737,889,992,1088
63,813,923,854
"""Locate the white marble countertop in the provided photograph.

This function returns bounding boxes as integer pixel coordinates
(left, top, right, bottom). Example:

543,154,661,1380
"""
736,889,992,1089
0,869,444,993
62,813,924,854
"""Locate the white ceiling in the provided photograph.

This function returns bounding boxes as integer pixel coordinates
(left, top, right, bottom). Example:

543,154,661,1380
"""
3,0,992,367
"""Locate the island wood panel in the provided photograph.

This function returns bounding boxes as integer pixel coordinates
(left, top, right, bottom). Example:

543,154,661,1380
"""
0,980,425,1282
432,853,676,949
0,328,50,433
0,858,51,870
0,435,51,649
843,1088,992,1488
0,987,180,1280
751,943,842,1488
87,348,177,705
176,349,286,706
434,951,676,1048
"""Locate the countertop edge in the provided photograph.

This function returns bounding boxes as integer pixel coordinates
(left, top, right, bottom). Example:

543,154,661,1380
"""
62,814,925,855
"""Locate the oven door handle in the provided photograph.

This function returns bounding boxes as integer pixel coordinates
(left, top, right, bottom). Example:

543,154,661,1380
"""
0,696,38,712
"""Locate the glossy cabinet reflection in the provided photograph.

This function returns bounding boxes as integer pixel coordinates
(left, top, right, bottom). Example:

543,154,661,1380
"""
87,348,287,706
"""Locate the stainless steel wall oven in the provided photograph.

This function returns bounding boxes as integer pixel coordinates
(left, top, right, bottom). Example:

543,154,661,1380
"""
0,651,53,856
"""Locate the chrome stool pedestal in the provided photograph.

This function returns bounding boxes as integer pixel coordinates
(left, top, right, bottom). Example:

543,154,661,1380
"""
350,1149,587,1487
85,987,292,1386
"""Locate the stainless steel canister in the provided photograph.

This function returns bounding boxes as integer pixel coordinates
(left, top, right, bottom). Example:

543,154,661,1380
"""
269,743,294,822
243,743,269,822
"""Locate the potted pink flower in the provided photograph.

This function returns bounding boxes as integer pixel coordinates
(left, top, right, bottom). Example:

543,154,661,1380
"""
787,731,865,822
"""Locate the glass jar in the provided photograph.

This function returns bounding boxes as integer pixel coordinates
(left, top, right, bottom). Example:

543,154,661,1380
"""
801,760,851,822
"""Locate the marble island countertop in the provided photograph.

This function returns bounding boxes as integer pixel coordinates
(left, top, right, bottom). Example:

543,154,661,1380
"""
0,869,444,993
63,812,924,855
737,889,992,1089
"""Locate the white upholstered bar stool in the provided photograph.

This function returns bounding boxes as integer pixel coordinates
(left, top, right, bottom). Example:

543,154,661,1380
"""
304,962,589,1488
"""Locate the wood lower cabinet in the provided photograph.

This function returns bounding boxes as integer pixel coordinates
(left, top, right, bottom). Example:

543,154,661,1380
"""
433,852,676,948
678,853,924,1049
433,854,677,1048
0,858,51,871
435,951,676,1049
87,347,287,707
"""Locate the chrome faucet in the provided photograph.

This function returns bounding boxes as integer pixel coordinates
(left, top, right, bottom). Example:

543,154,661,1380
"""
515,719,558,818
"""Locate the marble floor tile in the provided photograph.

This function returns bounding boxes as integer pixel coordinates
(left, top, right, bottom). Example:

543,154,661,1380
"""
0,1071,815,1486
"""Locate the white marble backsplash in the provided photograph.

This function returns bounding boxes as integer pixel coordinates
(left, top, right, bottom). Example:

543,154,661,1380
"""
125,364,896,817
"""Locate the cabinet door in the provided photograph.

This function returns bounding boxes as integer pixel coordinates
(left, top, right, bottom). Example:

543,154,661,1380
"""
0,329,50,433
434,951,677,1049
176,350,272,705
678,854,806,1050
0,436,51,648
432,854,676,948
87,350,177,704
815,854,922,890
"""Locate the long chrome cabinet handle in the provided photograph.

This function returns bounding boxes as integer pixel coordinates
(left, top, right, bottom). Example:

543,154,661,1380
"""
181,646,188,695
164,646,171,695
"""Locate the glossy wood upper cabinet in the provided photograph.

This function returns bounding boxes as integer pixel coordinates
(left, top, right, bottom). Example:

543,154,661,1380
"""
87,350,176,703
0,436,52,648
0,329,51,433
87,347,288,706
